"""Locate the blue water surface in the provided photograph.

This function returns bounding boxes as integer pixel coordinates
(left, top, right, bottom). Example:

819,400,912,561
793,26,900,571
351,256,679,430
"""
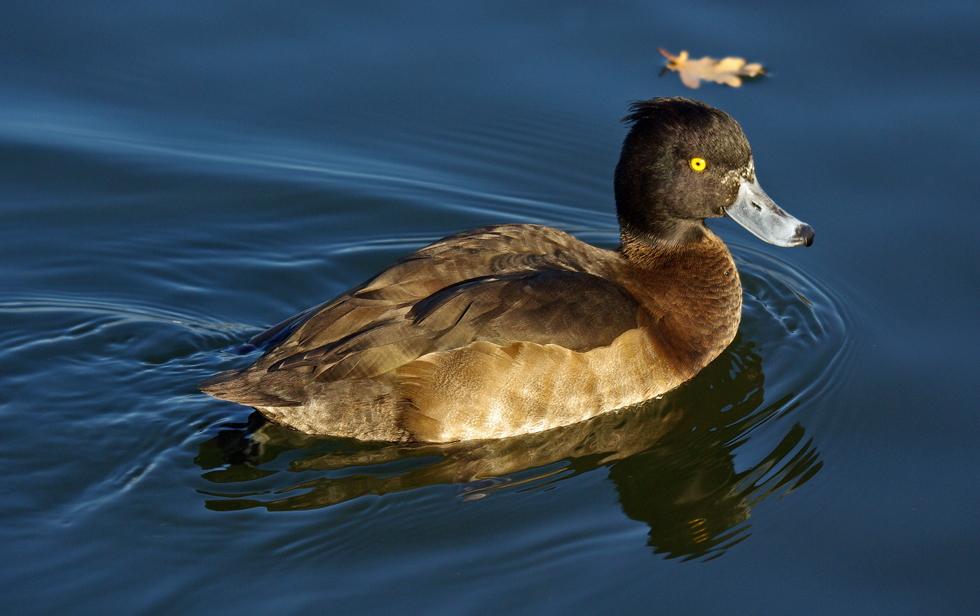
2,1,979,614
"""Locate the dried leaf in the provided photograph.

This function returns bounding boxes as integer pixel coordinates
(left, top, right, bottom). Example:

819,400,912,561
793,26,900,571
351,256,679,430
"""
659,48,765,89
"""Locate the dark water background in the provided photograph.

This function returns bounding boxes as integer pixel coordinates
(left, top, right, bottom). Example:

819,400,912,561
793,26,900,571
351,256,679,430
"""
2,1,978,614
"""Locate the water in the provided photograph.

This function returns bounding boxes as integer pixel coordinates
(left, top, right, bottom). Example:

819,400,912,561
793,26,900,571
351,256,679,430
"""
2,2,979,614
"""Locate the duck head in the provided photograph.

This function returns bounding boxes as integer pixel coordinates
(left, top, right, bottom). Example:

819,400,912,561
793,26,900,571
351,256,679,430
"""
614,97,813,248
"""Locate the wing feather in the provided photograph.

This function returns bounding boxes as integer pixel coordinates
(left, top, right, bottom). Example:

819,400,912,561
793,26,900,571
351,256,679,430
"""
240,225,643,388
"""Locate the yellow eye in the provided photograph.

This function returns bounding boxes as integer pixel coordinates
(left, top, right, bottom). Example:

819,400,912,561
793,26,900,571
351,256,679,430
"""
690,157,707,172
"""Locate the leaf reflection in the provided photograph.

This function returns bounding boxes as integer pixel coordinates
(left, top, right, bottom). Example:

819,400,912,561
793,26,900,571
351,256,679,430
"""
195,333,821,561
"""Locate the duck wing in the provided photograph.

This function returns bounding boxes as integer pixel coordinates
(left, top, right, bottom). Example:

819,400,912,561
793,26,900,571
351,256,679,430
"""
264,267,642,383
247,223,605,351
246,224,645,378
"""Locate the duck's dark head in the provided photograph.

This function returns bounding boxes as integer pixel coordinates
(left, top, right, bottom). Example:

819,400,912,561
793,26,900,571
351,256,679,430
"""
614,97,813,249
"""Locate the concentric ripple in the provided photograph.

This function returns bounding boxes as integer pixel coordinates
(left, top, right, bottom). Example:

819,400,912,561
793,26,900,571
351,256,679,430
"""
194,240,852,560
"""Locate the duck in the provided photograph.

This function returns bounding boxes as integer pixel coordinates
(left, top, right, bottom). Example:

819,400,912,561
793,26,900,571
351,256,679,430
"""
199,97,814,443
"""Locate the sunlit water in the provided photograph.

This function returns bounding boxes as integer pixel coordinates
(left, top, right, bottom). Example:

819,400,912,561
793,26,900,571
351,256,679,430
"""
0,128,851,591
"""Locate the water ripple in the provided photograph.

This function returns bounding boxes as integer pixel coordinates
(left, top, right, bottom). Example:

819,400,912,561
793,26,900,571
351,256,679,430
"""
191,245,851,561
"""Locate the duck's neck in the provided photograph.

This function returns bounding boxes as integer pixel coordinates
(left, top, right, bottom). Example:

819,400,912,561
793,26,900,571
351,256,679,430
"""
618,227,742,378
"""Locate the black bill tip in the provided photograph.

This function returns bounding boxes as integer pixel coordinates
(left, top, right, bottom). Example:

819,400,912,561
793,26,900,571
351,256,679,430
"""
794,224,815,247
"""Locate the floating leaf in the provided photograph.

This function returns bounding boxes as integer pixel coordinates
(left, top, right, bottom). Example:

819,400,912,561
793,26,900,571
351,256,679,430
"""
659,48,765,89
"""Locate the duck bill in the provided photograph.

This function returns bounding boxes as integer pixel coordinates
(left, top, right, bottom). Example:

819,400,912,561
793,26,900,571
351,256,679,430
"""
726,177,814,247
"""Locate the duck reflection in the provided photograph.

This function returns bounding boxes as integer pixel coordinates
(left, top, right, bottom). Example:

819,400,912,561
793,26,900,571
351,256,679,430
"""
196,333,821,560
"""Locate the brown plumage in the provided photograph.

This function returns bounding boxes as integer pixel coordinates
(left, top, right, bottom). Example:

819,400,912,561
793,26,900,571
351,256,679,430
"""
200,98,813,442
